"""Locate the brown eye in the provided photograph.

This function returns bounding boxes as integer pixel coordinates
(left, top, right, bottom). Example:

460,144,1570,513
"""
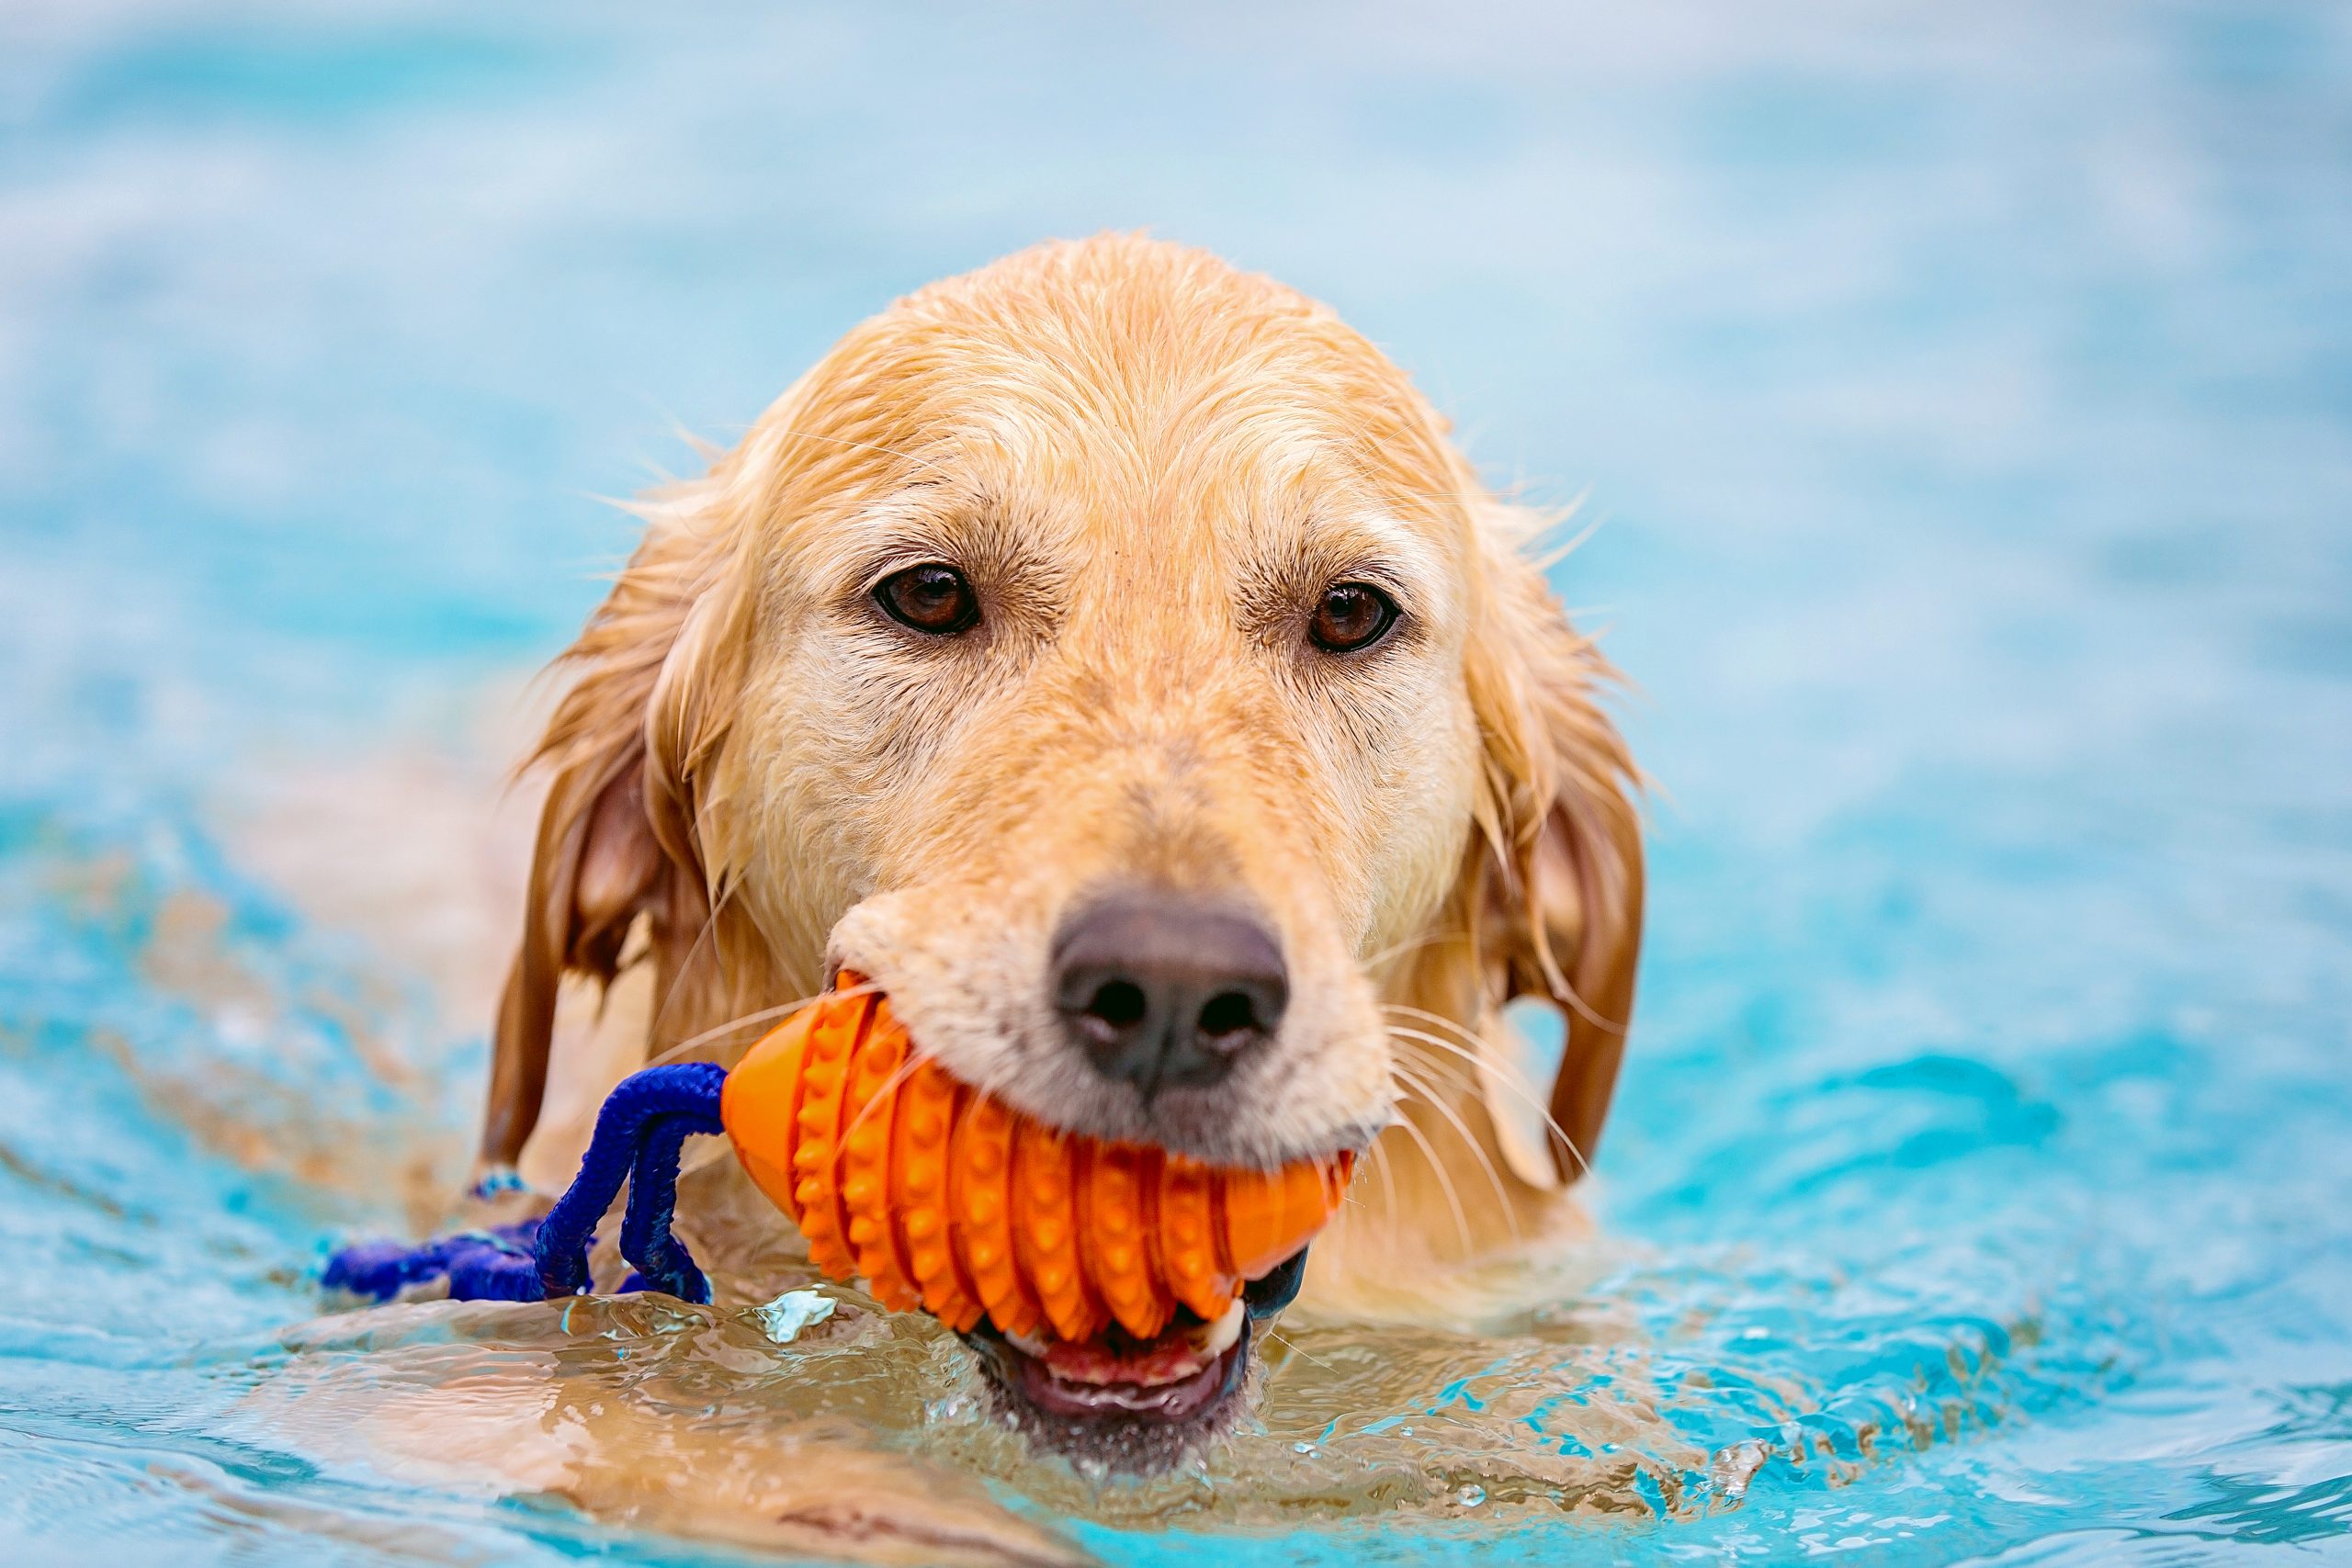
1308,581,1398,653
875,564,979,635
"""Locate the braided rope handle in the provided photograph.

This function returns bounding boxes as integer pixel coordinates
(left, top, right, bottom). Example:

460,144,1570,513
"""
323,1064,729,1305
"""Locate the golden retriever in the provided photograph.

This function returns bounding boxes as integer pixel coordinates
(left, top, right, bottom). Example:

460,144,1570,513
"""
460,231,1641,1463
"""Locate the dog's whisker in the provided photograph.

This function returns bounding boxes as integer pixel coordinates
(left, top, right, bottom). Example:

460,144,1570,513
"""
1377,1091,1476,1259
1390,1060,1522,1248
1385,1022,1591,1181
1384,1018,1526,1106
1346,1128,1406,1268
1378,1001,1486,1047
1373,1135,1405,1258
1385,1024,1481,1100
644,984,888,1184
1262,1328,1338,1374
648,995,821,1066
1405,1022,1594,1180
644,979,884,1069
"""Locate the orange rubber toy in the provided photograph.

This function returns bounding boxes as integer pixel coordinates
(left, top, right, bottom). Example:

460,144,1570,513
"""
721,977,1355,1343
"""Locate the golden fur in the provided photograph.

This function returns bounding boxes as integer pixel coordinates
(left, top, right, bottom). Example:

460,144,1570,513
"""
483,233,1642,1319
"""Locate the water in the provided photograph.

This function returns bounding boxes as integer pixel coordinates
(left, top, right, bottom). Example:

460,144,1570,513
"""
3,2,2348,1562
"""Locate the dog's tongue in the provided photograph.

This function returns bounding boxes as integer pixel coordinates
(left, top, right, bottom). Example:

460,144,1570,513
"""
1003,1301,1248,1420
1041,1332,1213,1388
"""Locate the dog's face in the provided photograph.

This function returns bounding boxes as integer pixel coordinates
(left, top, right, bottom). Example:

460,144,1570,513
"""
503,237,1641,1460
722,254,1487,1172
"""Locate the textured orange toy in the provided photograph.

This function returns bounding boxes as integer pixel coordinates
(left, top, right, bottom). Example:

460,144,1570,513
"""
721,977,1355,1343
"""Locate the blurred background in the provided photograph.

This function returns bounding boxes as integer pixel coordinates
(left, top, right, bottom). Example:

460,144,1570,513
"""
2,3,2348,1564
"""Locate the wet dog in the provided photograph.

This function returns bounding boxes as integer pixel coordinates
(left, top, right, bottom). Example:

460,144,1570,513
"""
469,233,1643,1461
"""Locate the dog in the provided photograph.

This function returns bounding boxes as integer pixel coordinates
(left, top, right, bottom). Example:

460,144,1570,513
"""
458,232,1642,1465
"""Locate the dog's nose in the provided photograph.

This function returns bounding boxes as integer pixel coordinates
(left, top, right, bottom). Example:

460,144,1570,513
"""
1051,890,1288,1099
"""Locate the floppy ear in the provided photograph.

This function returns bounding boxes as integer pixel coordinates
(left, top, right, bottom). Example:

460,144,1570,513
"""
1459,499,1645,1186
477,499,742,1173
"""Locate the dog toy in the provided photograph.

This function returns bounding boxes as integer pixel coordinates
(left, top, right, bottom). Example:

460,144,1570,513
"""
326,977,1354,1339
725,980,1354,1341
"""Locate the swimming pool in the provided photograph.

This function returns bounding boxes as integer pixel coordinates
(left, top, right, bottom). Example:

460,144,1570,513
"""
4,2,2349,1562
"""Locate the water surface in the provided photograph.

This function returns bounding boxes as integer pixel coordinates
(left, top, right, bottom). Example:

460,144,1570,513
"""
4,3,2349,1562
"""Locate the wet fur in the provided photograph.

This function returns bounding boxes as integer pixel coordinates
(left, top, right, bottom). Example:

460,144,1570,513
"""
484,233,1643,1325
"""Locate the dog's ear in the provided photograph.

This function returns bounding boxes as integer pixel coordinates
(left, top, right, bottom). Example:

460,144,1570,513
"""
480,502,743,1171
1458,499,1645,1186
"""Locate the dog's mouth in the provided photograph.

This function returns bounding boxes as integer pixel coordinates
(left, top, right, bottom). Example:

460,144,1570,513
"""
984,1296,1249,1422
961,1247,1309,1461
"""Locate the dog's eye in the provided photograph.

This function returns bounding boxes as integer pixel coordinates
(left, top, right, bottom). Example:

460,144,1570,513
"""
1308,582,1398,653
875,564,980,635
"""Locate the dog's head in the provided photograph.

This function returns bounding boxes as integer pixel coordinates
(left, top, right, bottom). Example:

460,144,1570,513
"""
499,236,1641,1457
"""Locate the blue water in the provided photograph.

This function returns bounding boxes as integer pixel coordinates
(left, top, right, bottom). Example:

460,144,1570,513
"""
4,3,2349,1562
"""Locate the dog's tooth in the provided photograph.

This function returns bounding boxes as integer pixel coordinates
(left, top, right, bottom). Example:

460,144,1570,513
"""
1190,1300,1245,1359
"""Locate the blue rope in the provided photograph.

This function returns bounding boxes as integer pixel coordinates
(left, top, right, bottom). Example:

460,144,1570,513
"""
447,1231,545,1302
322,1062,729,1306
532,1063,729,1300
322,1219,541,1303
619,1104,725,1303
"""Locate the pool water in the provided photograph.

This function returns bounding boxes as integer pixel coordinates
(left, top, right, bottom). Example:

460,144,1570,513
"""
4,2,2350,1562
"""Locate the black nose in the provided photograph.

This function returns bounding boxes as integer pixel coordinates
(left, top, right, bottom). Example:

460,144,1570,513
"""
1051,890,1288,1099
